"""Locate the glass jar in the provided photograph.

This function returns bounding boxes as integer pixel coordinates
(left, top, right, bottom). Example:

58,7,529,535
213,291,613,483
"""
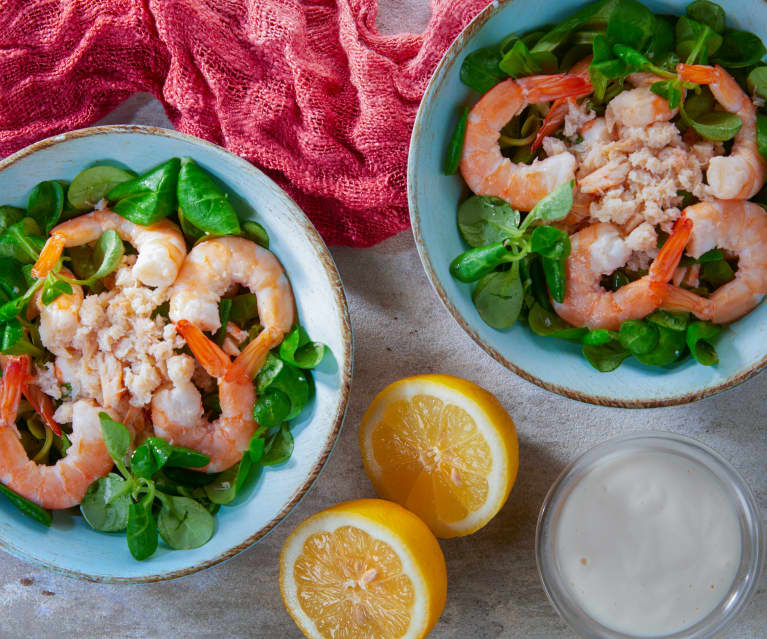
536,431,763,639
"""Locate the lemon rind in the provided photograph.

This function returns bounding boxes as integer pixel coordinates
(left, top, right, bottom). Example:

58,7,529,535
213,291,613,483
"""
280,510,431,639
360,377,513,536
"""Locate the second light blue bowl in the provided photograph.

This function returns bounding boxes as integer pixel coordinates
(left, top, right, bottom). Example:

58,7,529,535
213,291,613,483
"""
408,0,767,407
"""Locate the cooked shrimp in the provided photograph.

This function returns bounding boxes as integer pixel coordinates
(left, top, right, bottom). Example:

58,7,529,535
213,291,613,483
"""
34,269,84,359
0,399,114,509
605,82,678,130
151,321,258,473
169,236,295,376
32,209,186,287
677,64,767,199
460,73,592,211
532,56,593,151
661,201,767,324
553,215,693,330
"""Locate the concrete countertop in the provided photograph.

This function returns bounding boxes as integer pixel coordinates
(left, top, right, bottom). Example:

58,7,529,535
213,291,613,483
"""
0,2,763,637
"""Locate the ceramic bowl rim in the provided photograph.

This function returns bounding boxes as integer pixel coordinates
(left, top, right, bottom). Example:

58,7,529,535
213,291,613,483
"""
407,0,767,408
0,125,353,583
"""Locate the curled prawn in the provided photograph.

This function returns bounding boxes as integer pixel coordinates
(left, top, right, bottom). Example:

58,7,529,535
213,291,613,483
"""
156,236,295,471
553,216,693,330
0,395,114,509
151,322,257,473
169,236,295,376
661,201,767,324
460,73,592,211
678,63,767,199
32,209,186,288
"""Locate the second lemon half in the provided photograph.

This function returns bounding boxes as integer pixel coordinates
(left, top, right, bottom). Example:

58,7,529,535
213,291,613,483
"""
360,374,519,538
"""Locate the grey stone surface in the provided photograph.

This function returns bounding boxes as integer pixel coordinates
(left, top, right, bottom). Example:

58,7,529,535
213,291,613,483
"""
0,225,764,639
0,2,763,638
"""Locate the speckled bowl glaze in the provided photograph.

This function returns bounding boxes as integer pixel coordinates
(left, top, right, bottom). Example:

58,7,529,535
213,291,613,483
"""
408,0,767,407
0,126,352,582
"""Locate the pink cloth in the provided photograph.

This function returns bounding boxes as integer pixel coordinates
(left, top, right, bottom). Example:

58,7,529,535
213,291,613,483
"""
0,0,491,246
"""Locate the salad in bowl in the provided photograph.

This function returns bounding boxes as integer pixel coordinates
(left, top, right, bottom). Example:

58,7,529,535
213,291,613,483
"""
447,0,767,372
409,0,767,404
0,126,350,580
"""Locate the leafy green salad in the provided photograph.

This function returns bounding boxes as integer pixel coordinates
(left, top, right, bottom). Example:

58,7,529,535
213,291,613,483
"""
445,0,767,372
0,156,328,560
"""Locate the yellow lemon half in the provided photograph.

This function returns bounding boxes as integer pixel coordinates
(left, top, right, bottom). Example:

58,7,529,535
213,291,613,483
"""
360,374,518,538
279,498,447,639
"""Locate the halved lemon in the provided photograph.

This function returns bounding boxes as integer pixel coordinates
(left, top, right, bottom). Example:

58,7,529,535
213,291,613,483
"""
360,374,518,538
280,498,447,639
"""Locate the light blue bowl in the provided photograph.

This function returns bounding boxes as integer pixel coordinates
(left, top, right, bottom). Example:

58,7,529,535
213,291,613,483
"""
0,126,352,582
409,0,767,408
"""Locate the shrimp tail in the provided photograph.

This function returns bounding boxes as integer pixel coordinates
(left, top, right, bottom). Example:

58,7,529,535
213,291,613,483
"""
176,320,231,379
531,98,573,152
660,284,713,319
530,56,594,152
31,234,65,280
676,63,717,84
0,356,30,430
645,280,671,306
231,327,284,381
518,74,593,104
22,382,62,436
649,215,693,282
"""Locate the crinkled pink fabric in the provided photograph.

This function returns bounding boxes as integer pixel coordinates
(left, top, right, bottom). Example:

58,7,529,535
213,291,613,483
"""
0,0,491,246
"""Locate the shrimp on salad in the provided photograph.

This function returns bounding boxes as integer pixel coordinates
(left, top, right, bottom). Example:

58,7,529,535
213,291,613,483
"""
661,201,767,324
33,267,83,359
155,236,296,471
677,64,767,199
33,208,186,287
169,236,295,376
0,356,113,509
447,0,767,372
605,73,680,130
460,73,592,211
151,323,258,473
0,156,328,562
554,216,693,330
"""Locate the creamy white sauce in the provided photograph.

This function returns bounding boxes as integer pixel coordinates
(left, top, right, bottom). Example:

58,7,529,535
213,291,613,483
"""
556,451,741,637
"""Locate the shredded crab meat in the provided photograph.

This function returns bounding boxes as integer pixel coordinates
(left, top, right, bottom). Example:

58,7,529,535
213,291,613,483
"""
542,98,725,268
563,99,596,138
34,362,62,401
42,255,187,420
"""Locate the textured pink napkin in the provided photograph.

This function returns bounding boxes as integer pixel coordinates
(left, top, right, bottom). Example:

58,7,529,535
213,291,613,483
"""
0,0,491,246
